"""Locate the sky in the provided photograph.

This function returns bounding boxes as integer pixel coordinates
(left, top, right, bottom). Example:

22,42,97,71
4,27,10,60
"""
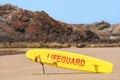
0,0,120,24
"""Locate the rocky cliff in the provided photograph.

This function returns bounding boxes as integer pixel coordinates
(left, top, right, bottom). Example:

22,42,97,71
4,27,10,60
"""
0,4,99,44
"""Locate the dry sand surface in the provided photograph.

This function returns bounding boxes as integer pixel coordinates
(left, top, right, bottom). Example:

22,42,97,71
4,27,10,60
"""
0,48,120,80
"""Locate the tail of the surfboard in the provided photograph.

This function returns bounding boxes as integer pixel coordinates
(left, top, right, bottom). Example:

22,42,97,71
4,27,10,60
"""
93,62,113,73
101,63,113,73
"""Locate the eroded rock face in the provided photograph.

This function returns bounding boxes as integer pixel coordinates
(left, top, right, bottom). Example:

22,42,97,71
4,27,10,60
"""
0,4,100,43
72,21,120,43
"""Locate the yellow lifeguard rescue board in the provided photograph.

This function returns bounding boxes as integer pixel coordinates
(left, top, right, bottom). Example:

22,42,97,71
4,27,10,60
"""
26,49,113,73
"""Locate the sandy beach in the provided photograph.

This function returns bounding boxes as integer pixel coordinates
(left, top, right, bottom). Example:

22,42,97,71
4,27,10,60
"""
0,48,120,80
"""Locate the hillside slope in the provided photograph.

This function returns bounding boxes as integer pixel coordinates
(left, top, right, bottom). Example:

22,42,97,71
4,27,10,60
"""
0,4,99,44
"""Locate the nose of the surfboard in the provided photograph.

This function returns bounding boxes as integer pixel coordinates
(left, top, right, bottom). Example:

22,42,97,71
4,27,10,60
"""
25,49,39,62
25,50,34,61
26,50,30,59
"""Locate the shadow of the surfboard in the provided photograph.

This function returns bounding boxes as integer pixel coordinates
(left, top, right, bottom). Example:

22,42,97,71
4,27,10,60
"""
33,72,99,75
